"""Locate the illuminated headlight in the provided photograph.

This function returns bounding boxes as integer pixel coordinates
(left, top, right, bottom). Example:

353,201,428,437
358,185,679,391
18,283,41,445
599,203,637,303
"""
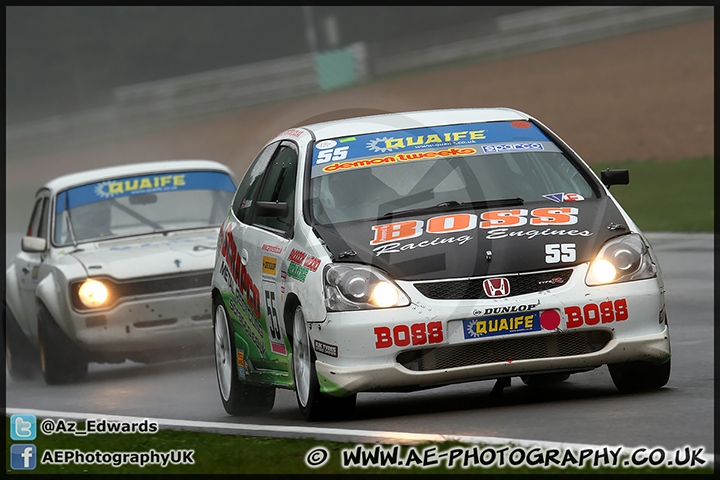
586,233,657,285
77,279,109,308
324,264,410,311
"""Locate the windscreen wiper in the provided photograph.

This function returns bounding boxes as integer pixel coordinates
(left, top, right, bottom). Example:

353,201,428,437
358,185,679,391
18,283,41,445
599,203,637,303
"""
379,198,524,219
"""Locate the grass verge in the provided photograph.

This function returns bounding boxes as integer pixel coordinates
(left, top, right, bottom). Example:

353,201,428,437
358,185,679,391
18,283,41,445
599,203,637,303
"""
591,157,713,232
5,157,713,235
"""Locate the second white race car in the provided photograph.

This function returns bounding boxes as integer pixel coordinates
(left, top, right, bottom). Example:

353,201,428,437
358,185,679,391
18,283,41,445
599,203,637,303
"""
5,160,237,384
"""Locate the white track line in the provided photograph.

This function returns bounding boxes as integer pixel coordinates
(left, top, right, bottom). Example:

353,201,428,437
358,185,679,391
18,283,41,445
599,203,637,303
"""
7,407,713,468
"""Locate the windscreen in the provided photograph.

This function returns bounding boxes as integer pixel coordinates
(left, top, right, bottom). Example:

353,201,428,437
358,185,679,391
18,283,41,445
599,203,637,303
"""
54,170,235,245
309,121,595,224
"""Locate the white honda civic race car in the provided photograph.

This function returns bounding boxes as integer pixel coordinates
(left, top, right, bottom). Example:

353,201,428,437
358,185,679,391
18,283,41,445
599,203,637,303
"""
210,108,670,420
5,160,237,384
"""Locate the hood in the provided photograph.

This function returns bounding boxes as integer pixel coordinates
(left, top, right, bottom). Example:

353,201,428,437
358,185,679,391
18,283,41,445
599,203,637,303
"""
69,230,219,280
313,196,628,281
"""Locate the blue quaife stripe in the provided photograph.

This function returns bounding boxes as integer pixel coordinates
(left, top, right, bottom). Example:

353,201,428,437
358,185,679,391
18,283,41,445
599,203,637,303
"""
56,171,235,213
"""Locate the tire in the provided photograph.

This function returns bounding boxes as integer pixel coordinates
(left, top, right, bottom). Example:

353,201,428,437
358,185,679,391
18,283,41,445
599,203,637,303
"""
292,305,356,421
608,359,671,393
37,302,88,385
213,300,275,416
520,372,570,387
4,303,40,380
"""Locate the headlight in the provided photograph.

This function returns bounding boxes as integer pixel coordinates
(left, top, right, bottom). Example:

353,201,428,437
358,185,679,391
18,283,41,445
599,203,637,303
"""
77,279,109,308
324,264,410,311
586,233,657,286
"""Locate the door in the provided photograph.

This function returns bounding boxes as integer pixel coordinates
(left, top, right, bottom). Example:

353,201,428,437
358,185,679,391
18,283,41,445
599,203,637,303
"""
15,190,51,337
241,141,299,369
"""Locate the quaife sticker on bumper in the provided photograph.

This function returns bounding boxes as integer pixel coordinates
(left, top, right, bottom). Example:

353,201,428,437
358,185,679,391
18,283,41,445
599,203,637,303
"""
463,312,541,339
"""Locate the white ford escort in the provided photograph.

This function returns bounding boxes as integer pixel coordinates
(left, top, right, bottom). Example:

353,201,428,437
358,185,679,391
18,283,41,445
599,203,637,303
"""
5,160,237,384
210,108,670,420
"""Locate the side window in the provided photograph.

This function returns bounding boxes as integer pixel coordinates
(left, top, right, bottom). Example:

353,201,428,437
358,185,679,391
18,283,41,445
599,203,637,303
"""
254,143,298,235
232,143,279,223
26,196,49,239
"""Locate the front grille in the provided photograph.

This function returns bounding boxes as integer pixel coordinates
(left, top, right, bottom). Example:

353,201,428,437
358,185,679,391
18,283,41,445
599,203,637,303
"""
414,269,573,300
134,318,178,328
70,270,213,311
397,330,611,372
111,271,213,297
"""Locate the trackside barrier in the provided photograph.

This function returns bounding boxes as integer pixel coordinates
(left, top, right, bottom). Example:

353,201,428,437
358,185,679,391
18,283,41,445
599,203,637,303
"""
5,6,712,155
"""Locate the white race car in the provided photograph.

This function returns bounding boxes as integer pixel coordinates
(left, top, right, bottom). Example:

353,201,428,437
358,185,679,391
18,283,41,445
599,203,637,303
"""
5,160,237,384
210,108,670,420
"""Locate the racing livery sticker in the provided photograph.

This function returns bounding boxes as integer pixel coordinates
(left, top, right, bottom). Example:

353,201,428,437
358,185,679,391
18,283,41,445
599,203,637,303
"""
463,312,541,339
321,147,477,173
565,299,628,328
262,244,283,254
473,303,538,316
236,349,246,378
218,225,269,358
56,171,236,213
262,281,286,355
482,142,544,153
542,193,585,203
280,270,287,302
311,121,562,177
262,256,277,276
287,249,320,282
370,209,581,253
273,128,305,139
314,340,339,358
374,322,444,349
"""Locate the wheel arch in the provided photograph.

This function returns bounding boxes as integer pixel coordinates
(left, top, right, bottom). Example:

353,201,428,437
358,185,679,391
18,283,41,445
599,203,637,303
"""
35,271,69,334
5,265,28,336
283,293,301,344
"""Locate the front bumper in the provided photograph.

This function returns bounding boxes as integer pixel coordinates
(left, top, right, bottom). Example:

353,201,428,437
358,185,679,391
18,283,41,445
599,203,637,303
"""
66,288,213,356
308,268,670,396
315,326,670,394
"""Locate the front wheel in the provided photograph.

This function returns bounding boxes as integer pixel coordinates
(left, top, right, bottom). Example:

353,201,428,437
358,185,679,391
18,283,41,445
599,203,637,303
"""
608,359,671,393
292,305,356,421
213,300,275,415
37,302,88,385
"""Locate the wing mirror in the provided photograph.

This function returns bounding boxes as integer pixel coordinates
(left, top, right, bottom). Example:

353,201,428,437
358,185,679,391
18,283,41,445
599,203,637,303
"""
255,201,289,218
21,236,47,253
601,169,629,188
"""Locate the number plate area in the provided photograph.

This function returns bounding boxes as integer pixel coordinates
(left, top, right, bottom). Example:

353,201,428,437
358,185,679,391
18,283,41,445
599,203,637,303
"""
449,311,542,342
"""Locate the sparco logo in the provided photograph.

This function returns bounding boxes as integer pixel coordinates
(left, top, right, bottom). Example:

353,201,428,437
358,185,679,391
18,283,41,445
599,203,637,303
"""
483,278,510,298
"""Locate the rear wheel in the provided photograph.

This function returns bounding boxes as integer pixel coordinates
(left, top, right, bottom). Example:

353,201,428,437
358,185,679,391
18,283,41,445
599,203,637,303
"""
4,303,39,380
608,359,671,393
37,302,88,385
292,305,356,421
213,300,275,415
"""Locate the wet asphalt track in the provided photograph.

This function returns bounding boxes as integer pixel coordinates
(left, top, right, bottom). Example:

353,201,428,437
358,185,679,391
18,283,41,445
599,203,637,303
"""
5,232,714,454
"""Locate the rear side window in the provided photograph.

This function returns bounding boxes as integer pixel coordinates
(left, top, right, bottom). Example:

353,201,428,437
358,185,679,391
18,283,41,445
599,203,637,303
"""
254,144,298,235
27,196,49,239
232,143,278,223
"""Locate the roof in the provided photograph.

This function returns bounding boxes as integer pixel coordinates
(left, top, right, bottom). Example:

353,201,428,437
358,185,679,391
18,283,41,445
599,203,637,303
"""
300,108,531,141
41,160,236,193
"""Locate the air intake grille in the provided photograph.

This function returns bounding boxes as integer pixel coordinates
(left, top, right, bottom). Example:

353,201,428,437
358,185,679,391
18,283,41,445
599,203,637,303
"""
70,270,213,311
397,330,611,372
414,269,573,300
